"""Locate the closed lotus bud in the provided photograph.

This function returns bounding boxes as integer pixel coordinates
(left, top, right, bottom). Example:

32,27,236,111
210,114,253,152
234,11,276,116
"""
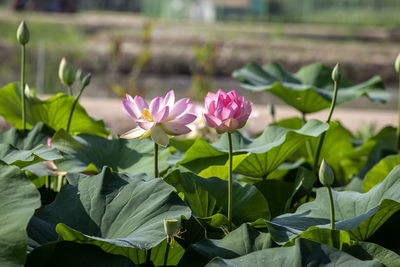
331,63,341,82
58,57,75,86
319,159,334,186
164,219,180,237
82,73,92,88
17,20,30,45
395,54,400,73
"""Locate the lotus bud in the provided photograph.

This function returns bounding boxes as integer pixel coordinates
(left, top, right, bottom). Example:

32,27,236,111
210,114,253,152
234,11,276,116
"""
395,54,400,73
58,57,76,86
16,21,29,45
82,73,92,88
164,219,180,238
319,159,334,186
331,63,341,82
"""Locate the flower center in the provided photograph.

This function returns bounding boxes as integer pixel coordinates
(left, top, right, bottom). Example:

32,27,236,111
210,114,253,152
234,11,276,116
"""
141,108,153,121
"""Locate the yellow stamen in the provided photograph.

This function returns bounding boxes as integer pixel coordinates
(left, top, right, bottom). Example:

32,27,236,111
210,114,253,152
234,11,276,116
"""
141,108,153,121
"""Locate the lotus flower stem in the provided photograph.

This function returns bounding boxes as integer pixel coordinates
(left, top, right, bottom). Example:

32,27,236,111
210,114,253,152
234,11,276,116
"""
66,74,91,133
163,238,171,267
154,142,159,178
327,185,335,230
397,72,400,150
20,45,27,130
313,65,340,173
227,132,233,231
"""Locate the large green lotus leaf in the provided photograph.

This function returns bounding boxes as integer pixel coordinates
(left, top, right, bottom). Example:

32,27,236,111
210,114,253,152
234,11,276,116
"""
28,167,191,264
346,127,397,192
254,179,294,218
346,241,400,267
363,155,400,192
26,241,136,267
206,238,381,267
357,127,397,178
233,62,389,113
0,122,54,149
51,129,169,176
0,143,62,169
176,119,328,179
261,166,400,244
57,226,185,266
0,82,109,137
0,122,60,176
0,164,41,267
164,169,270,224
284,227,352,250
178,224,273,267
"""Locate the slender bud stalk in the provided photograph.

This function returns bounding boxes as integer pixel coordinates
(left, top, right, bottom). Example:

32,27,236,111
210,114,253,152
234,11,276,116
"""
66,74,91,133
146,249,151,267
397,72,400,151
227,132,233,231
327,186,335,230
17,21,29,130
154,142,159,178
313,63,341,173
163,239,170,267
395,54,400,151
20,45,26,130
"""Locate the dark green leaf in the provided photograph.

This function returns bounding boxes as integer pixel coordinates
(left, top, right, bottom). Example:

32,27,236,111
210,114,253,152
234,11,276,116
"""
233,62,388,113
51,129,169,176
206,238,381,266
26,241,136,267
363,155,400,192
28,167,191,264
177,119,328,179
262,166,400,244
0,164,41,267
346,241,400,267
164,169,270,224
0,83,109,136
179,224,273,267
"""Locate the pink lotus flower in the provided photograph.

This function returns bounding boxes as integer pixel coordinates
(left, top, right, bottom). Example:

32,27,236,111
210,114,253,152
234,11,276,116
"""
121,90,197,146
204,89,252,133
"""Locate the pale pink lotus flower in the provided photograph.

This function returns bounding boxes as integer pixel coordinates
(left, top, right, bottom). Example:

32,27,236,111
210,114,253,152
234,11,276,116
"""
204,89,252,133
121,90,197,146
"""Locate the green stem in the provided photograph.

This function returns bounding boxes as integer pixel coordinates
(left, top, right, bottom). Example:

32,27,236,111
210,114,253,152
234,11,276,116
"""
227,132,233,231
154,143,159,178
66,83,86,133
397,73,400,150
146,249,152,267
67,85,72,96
313,81,339,173
327,185,335,230
163,238,171,267
20,45,26,130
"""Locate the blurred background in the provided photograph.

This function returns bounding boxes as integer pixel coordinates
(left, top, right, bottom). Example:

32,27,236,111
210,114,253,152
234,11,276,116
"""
0,0,399,110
